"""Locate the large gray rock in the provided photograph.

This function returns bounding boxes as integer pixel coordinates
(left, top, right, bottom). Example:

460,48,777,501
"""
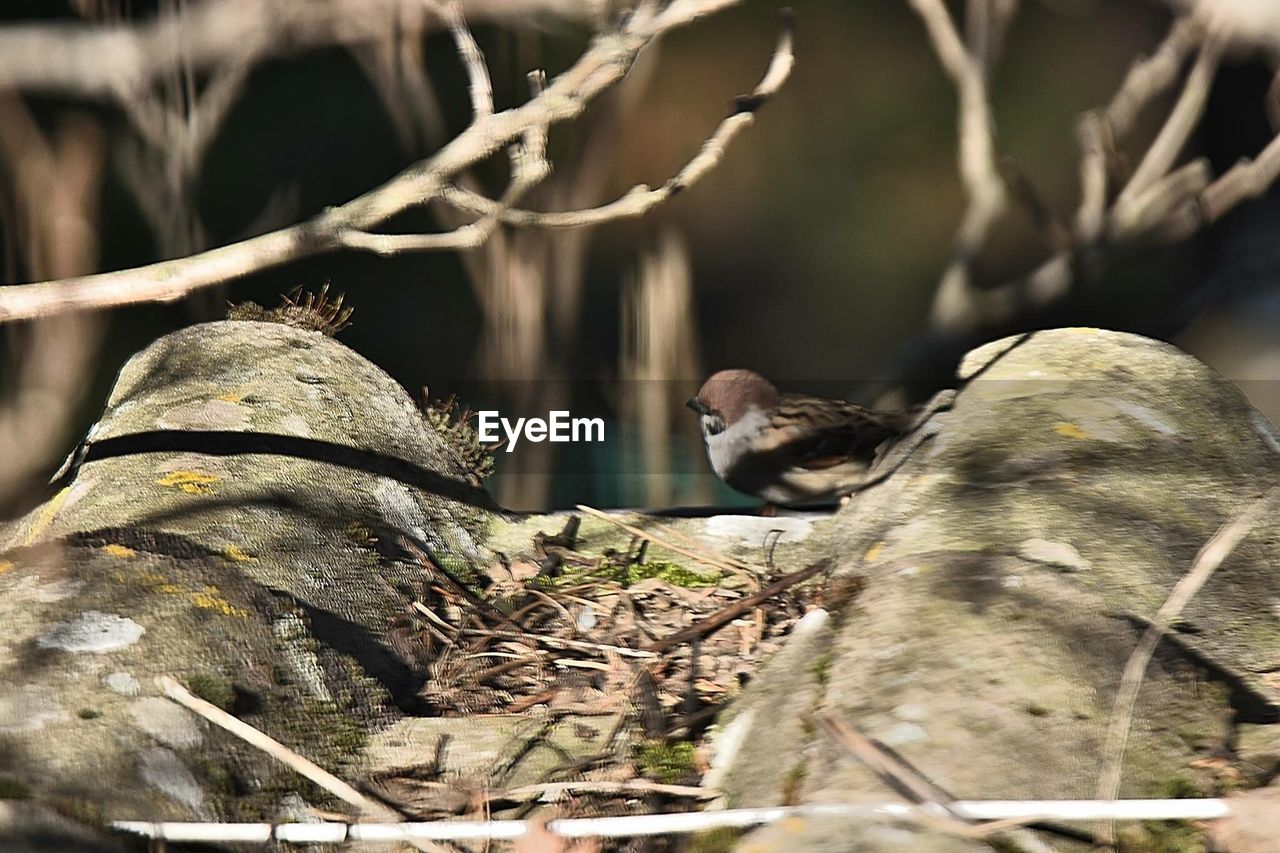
714,328,1280,850
0,320,497,827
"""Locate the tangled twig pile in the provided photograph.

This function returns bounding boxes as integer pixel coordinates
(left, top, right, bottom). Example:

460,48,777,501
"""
374,513,829,823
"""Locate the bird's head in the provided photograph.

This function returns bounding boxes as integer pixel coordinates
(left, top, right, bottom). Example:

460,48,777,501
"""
687,369,778,439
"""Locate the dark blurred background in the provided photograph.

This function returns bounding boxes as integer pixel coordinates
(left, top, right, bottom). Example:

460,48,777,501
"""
2,0,1278,511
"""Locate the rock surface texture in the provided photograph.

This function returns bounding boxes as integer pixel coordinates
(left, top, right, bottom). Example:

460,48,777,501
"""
0,320,497,833
716,328,1280,851
1,324,1279,852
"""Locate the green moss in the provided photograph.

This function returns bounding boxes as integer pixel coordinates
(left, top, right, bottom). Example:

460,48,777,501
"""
194,757,236,795
284,699,370,764
645,560,719,588
688,827,743,853
811,653,833,687
1112,775,1207,852
593,558,719,589
51,797,103,829
781,761,807,805
1117,820,1205,853
185,673,235,712
0,777,32,799
433,552,483,588
1153,775,1203,800
634,740,697,784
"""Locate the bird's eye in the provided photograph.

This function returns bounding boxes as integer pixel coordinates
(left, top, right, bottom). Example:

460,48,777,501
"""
702,414,725,436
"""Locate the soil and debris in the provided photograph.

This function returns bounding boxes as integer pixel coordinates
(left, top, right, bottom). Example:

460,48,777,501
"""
365,513,835,843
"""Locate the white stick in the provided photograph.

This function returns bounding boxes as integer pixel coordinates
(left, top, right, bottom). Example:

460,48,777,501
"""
950,799,1232,822
112,798,1233,843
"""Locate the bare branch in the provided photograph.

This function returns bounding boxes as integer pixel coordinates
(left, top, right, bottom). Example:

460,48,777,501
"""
0,0,788,321
1200,129,1280,220
337,6,533,255
1075,17,1199,243
1112,156,1211,241
1074,113,1111,245
0,0,595,98
928,11,1279,333
1113,32,1223,219
908,0,1012,332
161,675,386,817
434,20,795,230
434,0,494,121
0,97,107,510
1104,17,1200,136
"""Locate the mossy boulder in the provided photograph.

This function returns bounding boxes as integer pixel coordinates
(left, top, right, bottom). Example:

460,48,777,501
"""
0,320,499,827
713,329,1280,850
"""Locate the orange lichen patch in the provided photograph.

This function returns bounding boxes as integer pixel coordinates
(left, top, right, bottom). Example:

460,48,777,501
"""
0,560,13,575
155,470,220,495
1053,422,1090,439
134,572,181,595
222,545,255,563
124,570,247,617
101,544,136,558
191,586,247,618
216,393,244,403
864,541,885,562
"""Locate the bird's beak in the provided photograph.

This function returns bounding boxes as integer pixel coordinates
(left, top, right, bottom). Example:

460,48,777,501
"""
686,397,704,414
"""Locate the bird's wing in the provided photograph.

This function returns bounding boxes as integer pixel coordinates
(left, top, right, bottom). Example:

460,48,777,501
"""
763,395,912,470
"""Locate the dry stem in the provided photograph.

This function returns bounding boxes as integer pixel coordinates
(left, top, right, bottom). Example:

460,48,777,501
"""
1095,489,1280,846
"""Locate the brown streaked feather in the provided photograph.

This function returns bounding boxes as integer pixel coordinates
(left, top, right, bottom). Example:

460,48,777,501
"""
757,393,913,470
798,454,853,471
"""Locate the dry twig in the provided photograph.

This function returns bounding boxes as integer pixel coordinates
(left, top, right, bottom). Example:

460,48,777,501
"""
1095,489,1280,846
816,713,1051,850
496,779,718,802
159,676,387,817
0,96,107,510
438,12,794,230
907,0,1013,332
645,558,829,653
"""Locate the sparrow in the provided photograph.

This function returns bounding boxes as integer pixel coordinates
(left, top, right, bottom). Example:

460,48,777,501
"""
687,369,936,505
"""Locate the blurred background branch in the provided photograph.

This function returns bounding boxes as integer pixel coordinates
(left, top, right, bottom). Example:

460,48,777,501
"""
915,0,1280,337
0,0,602,97
0,94,105,512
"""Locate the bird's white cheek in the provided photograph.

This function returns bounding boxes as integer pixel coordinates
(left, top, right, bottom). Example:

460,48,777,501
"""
704,409,769,478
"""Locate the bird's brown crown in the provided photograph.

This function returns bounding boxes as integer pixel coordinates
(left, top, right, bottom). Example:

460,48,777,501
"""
693,369,779,424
